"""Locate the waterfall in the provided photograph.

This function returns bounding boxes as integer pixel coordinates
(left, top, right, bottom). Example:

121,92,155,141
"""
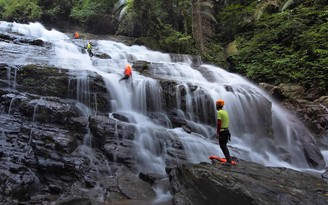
0,21,326,176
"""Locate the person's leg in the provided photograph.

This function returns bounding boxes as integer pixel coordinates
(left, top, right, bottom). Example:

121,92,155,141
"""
88,50,93,57
219,133,231,163
119,75,129,82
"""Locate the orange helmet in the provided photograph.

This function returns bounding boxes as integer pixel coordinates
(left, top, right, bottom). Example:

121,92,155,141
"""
216,99,224,106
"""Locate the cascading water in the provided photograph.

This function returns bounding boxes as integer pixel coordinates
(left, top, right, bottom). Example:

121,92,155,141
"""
0,20,326,179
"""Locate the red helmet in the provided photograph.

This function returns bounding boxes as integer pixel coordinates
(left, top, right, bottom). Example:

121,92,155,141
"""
216,99,224,106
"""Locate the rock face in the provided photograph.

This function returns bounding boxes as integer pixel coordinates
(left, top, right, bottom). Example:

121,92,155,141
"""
259,82,328,148
0,63,212,204
167,161,328,205
0,64,158,204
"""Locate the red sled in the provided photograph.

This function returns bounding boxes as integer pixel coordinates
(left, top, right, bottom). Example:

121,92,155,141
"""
209,155,237,165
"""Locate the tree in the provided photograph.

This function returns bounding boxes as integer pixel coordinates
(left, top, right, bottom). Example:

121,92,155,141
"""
70,0,102,23
192,0,216,53
132,0,168,36
39,0,77,24
70,0,117,33
0,0,42,22
177,0,193,35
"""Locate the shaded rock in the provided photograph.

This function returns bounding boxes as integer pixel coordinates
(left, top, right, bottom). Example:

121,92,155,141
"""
259,83,304,101
278,83,305,99
30,39,45,46
0,165,40,202
139,172,167,185
89,115,136,142
117,169,156,200
259,82,275,92
315,96,328,108
68,116,89,133
167,161,328,205
95,53,111,59
259,82,328,147
132,61,150,73
0,64,110,113
0,33,14,41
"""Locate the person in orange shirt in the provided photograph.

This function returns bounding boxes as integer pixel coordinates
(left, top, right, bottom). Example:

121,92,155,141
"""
119,64,132,82
73,32,80,39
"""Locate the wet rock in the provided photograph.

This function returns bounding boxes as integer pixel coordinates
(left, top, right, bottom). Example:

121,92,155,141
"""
0,33,14,41
29,39,45,46
167,162,328,205
0,165,40,202
117,169,156,200
0,64,110,113
259,82,328,148
133,61,150,73
95,53,111,59
89,115,136,142
68,116,89,133
322,169,328,183
139,172,167,185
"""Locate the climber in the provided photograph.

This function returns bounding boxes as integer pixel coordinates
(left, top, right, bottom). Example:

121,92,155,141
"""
73,32,80,39
216,99,236,165
86,42,94,58
119,64,132,82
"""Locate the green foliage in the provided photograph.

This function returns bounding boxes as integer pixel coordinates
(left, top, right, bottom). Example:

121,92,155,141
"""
40,0,77,23
231,4,328,95
132,0,168,36
70,0,102,23
159,24,195,53
216,3,255,43
202,43,226,66
70,0,116,33
177,0,192,34
0,0,42,22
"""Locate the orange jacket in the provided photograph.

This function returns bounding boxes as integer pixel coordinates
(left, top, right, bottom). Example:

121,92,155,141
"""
74,32,80,39
124,64,132,76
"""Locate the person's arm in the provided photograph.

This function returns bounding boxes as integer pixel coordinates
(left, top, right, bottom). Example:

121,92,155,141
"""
217,119,222,136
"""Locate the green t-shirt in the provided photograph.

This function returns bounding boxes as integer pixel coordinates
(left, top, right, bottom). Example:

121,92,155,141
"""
87,43,92,50
217,109,229,129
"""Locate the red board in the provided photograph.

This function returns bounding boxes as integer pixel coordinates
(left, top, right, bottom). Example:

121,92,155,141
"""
209,155,237,165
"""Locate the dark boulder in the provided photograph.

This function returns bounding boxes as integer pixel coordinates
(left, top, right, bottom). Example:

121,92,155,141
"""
167,161,328,205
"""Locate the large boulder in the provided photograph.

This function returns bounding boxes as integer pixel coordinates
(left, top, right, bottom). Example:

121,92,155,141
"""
167,161,328,205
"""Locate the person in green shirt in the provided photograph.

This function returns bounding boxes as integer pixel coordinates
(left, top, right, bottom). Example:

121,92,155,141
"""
216,99,235,165
86,42,94,58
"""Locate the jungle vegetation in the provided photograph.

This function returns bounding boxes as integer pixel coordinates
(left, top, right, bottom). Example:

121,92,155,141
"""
0,0,327,96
